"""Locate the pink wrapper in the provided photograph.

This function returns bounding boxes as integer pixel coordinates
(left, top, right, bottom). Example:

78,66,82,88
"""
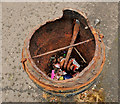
51,70,55,79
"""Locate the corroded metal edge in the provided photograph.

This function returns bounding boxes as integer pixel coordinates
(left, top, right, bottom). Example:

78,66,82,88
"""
21,8,105,93
22,38,105,90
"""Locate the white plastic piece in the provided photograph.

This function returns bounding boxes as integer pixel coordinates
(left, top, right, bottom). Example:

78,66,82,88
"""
54,63,60,68
71,58,80,69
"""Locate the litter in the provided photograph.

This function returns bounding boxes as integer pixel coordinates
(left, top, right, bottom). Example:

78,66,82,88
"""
94,19,100,28
63,74,73,80
59,76,64,80
54,63,60,68
71,58,80,70
75,87,104,102
51,70,55,79
62,71,67,75
47,50,86,81
64,19,80,69
46,19,88,80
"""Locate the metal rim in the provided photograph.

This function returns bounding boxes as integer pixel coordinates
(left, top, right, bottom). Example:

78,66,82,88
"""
22,8,105,91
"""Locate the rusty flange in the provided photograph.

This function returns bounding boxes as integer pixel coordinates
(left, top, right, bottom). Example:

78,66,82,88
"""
21,8,105,96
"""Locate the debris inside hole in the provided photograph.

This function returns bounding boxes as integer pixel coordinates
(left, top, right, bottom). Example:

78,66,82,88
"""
46,50,88,80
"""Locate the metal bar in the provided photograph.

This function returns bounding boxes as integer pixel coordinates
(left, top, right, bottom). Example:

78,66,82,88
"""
32,38,93,58
74,47,86,63
64,19,80,69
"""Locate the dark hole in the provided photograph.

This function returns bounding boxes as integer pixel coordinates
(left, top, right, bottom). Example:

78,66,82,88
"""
29,9,96,80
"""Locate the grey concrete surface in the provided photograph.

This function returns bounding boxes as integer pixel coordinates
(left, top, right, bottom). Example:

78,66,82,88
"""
0,2,2,104
1,2,118,102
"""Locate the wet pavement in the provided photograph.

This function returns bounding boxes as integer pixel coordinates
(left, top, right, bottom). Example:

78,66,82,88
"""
1,2,118,102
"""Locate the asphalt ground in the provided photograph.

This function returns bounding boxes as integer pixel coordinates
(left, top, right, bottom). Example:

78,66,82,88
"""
1,2,118,102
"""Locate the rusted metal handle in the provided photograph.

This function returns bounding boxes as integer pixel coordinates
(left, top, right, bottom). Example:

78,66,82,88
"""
64,19,80,69
32,38,93,58
95,29,104,41
21,58,27,71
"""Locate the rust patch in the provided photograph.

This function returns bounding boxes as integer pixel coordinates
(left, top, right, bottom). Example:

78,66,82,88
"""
21,8,105,96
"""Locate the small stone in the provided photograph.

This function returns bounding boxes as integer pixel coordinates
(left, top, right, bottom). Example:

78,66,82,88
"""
29,86,32,89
